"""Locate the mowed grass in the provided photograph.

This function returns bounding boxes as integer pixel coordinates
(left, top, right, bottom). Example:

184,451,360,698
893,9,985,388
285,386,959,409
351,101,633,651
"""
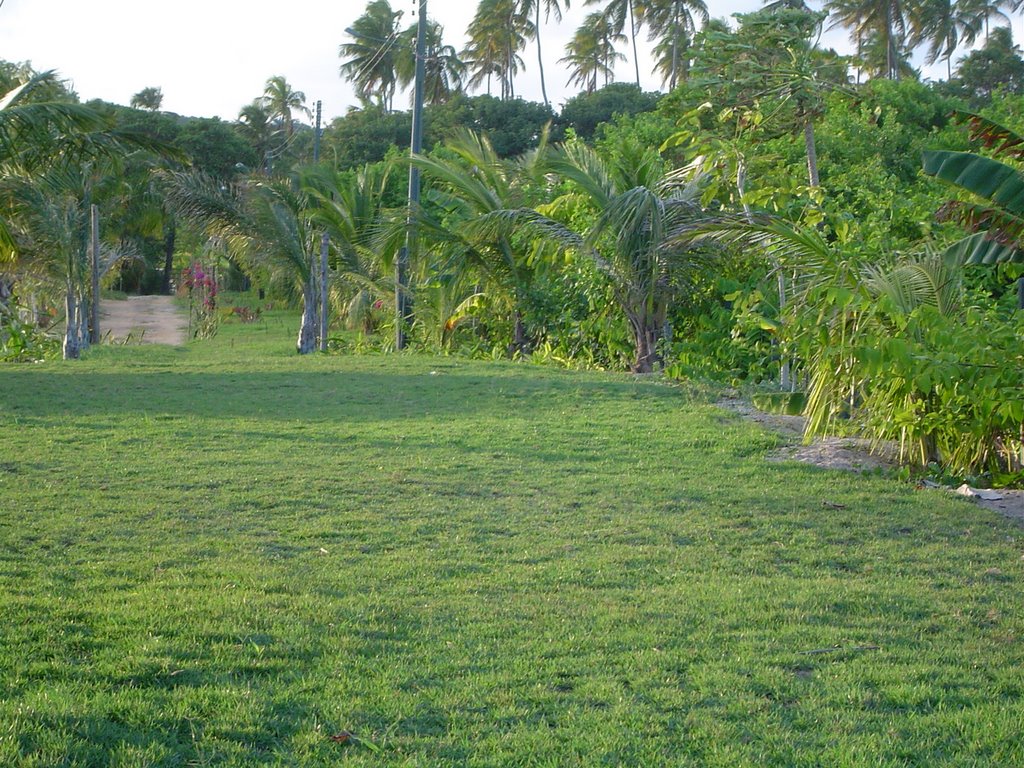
1,312,1023,767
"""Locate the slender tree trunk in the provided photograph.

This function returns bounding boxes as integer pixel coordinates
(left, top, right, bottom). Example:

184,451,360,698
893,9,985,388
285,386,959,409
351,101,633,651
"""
670,15,679,90
509,309,528,357
296,278,317,354
536,4,549,107
804,118,820,188
629,0,641,87
777,271,790,390
886,7,898,80
90,204,100,344
737,156,753,222
63,283,80,360
161,219,176,295
319,232,329,352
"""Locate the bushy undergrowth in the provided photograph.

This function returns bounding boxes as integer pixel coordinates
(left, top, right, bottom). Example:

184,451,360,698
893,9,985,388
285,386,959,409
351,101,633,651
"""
0,302,58,362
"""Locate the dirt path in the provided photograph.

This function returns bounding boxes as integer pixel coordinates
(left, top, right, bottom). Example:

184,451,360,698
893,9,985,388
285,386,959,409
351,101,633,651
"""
98,295,187,345
718,397,1024,523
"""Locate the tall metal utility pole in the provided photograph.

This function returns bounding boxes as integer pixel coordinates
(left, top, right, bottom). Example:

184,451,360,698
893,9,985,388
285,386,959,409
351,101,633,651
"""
313,99,329,353
396,0,427,350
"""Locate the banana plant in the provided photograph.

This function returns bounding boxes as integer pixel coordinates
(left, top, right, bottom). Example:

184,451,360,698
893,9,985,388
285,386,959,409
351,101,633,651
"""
922,112,1024,265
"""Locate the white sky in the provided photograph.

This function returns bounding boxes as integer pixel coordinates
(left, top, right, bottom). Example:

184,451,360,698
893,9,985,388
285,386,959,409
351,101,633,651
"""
0,0,1000,122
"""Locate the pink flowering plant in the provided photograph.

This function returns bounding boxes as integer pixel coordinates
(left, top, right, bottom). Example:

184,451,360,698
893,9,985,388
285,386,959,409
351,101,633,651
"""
182,263,219,339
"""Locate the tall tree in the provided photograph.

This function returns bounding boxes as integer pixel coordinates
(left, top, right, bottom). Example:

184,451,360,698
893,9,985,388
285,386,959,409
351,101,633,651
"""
237,100,278,173
560,13,627,94
463,0,532,100
951,25,1024,102
825,0,907,79
340,0,404,111
636,0,709,89
909,0,980,78
261,76,310,137
959,0,1010,40
519,0,570,107
585,0,644,86
130,87,163,111
396,20,466,104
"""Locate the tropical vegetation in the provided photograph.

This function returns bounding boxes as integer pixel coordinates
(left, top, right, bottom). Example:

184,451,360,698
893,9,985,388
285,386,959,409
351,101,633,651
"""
6,3,1024,764
4,2,1024,473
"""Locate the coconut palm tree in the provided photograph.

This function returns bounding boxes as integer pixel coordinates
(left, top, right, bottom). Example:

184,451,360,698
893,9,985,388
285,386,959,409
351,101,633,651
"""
261,76,311,137
585,0,644,85
519,0,571,107
396,20,466,105
960,0,1011,40
825,0,907,79
304,162,394,333
237,100,278,174
463,0,532,100
560,13,627,93
472,139,718,371
409,128,550,352
165,169,325,353
636,0,709,89
909,0,981,78
340,0,404,111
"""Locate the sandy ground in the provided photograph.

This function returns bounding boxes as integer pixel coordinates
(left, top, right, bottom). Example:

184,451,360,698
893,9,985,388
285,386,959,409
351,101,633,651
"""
718,397,1024,524
98,295,187,346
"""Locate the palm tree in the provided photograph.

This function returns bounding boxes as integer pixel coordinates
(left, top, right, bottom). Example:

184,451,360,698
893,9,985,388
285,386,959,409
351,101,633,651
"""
560,13,627,94
130,87,164,111
909,0,981,78
1,73,168,355
545,141,716,371
519,0,571,107
475,139,718,371
304,162,394,333
636,0,710,89
409,128,549,352
586,0,644,86
396,20,466,105
261,76,310,137
165,169,325,353
825,0,907,79
237,100,278,174
463,0,532,100
340,0,404,111
960,0,1010,40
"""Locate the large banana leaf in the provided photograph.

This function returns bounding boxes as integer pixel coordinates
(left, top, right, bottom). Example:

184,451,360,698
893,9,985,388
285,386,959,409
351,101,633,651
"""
922,150,1024,218
941,231,1023,265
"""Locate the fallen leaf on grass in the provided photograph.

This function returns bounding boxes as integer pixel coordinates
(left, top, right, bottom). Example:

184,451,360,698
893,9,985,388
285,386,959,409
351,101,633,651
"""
328,731,381,752
822,501,847,510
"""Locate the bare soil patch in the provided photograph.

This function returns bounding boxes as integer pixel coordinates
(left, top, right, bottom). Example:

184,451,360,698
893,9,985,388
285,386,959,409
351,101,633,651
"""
718,396,1024,522
99,295,187,346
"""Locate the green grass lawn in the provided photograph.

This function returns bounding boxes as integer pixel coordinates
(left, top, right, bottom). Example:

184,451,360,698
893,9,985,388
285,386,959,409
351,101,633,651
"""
2,312,1023,767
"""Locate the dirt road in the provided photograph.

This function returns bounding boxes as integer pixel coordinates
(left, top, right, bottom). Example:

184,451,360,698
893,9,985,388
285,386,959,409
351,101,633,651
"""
98,295,187,345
